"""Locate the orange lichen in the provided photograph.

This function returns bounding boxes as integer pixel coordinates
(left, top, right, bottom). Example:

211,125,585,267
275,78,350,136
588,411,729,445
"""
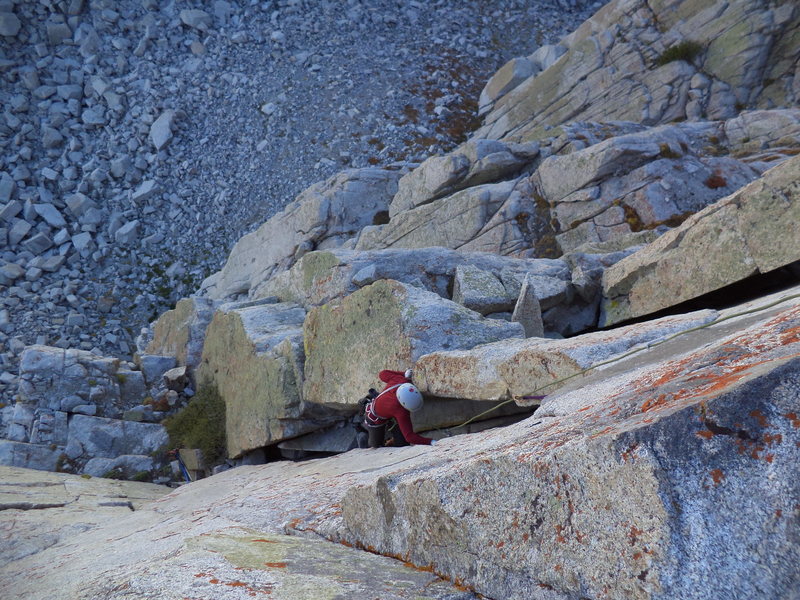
251,539,277,543
696,430,714,439
783,412,800,428
710,469,725,485
264,562,287,569
749,409,770,428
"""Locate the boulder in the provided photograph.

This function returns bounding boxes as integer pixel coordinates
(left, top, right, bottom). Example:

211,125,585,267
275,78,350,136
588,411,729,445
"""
201,167,404,301
135,354,176,388
387,138,539,217
139,296,216,371
0,440,61,472
415,309,718,403
602,154,800,326
16,346,142,421
196,299,317,458
82,455,155,479
66,414,168,461
511,274,544,338
452,264,510,315
478,56,537,116
149,110,175,151
302,279,524,410
357,179,534,254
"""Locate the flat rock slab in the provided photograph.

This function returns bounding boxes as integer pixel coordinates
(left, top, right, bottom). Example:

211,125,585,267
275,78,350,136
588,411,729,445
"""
415,309,719,403
0,465,168,567
0,456,477,600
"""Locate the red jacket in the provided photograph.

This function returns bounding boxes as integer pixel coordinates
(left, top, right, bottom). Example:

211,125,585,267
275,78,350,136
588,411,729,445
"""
370,370,432,446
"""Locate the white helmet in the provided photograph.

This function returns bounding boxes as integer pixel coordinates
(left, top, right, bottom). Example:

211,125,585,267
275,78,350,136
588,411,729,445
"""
397,383,423,412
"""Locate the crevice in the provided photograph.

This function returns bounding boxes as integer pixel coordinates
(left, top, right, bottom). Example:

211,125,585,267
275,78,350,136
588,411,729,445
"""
0,502,67,511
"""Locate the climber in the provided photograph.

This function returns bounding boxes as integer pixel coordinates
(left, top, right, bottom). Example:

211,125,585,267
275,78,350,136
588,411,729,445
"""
361,368,435,448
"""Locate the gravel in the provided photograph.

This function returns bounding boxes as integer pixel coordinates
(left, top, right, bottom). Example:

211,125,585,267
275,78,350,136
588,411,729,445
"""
0,0,600,403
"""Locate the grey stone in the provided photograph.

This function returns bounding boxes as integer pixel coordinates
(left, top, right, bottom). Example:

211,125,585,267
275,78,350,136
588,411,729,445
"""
452,264,511,315
0,262,24,286
8,219,31,246
82,454,154,478
33,204,67,228
67,414,168,459
41,127,64,149
114,220,140,244
0,200,21,221
149,111,175,151
65,193,95,218
22,233,53,255
136,354,176,387
46,21,72,46
71,232,93,252
0,440,61,471
131,180,161,204
180,9,212,30
0,173,15,203
0,12,21,37
511,274,544,338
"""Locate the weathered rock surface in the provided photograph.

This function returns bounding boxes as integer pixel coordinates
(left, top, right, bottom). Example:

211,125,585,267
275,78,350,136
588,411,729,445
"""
137,296,217,372
0,465,169,568
602,154,800,326
477,0,800,142
3,286,798,600
0,464,479,600
196,299,318,458
16,345,144,422
302,279,524,410
201,168,404,301
257,247,609,336
415,309,719,403
387,138,540,217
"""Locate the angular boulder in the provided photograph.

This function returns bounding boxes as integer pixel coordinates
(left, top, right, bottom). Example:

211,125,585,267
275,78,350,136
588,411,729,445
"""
357,178,545,256
196,299,319,458
602,154,800,326
415,309,719,403
302,279,524,410
17,346,144,421
388,138,539,217
138,296,217,371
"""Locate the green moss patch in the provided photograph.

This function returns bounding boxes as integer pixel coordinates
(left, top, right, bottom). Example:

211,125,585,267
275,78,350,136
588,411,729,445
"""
656,40,703,67
163,384,227,466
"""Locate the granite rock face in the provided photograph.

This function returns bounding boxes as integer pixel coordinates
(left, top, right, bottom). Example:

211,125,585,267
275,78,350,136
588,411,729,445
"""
302,279,524,410
415,309,719,403
601,154,800,326
196,299,314,458
477,0,800,142
3,287,798,600
137,296,218,371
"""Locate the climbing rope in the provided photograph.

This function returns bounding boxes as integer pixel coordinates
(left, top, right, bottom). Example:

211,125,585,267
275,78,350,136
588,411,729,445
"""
446,290,800,431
